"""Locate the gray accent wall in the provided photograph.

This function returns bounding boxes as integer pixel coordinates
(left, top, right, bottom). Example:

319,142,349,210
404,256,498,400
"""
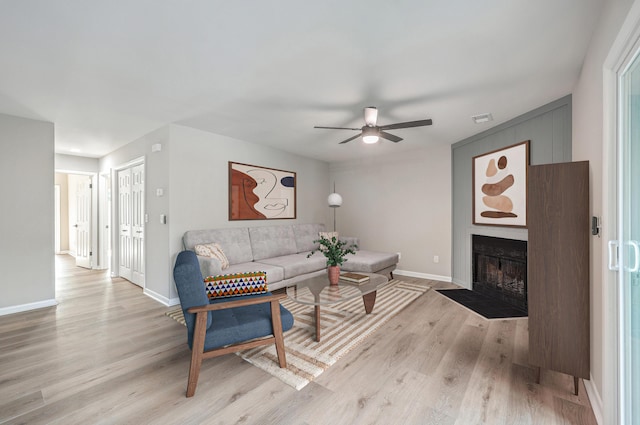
0,113,55,311
451,95,572,288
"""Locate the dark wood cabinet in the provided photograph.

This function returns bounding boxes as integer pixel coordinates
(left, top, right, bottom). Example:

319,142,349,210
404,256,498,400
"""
527,161,590,394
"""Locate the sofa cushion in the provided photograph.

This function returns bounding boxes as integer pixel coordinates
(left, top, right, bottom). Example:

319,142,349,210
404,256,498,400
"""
223,261,285,283
258,253,327,279
292,223,325,252
197,255,223,277
184,228,253,265
249,225,298,261
341,250,399,273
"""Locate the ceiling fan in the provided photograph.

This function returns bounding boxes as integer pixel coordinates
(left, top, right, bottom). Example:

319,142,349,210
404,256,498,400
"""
314,106,432,144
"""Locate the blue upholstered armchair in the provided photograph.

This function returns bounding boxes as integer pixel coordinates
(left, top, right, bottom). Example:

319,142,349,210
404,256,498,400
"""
173,250,294,397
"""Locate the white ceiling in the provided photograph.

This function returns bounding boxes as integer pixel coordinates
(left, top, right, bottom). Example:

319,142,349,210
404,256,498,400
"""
0,1,603,163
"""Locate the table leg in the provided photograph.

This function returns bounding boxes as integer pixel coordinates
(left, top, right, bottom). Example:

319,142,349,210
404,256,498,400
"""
314,305,321,342
362,291,377,314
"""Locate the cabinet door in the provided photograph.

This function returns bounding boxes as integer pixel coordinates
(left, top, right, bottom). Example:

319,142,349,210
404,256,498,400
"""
527,161,589,379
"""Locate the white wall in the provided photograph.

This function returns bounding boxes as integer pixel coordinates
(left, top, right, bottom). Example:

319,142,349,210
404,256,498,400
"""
330,144,452,280
99,125,171,302
0,113,55,313
99,124,330,303
55,154,99,174
572,0,635,421
169,124,330,299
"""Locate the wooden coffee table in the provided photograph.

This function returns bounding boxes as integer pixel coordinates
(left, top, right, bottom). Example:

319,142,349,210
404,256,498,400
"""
285,272,389,342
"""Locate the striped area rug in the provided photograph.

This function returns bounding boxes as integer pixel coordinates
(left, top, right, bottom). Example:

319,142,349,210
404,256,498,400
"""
165,279,430,390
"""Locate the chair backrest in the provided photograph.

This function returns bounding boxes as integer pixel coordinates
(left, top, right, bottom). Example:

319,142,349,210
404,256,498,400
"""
173,251,211,347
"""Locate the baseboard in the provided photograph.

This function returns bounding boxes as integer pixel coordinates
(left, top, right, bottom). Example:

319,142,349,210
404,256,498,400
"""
394,269,452,282
0,299,58,316
143,288,180,307
583,375,603,425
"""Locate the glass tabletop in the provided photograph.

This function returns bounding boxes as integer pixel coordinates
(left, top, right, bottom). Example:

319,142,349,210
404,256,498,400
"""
286,272,388,306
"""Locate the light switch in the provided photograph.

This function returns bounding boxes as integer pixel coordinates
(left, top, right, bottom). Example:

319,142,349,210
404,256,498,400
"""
160,214,167,224
156,188,164,197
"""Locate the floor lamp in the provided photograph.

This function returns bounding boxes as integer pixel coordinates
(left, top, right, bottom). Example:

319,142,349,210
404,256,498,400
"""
327,184,342,232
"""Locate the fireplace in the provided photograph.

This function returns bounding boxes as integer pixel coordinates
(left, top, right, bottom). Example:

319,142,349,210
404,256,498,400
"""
472,235,527,313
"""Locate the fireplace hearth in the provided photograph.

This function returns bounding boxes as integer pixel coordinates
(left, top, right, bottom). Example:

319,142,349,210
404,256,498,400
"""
472,235,527,313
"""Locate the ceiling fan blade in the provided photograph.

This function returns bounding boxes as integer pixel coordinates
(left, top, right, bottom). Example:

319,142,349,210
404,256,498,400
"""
379,119,433,130
339,133,363,144
314,126,361,130
364,107,378,126
379,131,403,143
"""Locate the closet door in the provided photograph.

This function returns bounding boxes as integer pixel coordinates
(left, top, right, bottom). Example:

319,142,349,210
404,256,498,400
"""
117,164,145,287
118,168,132,281
131,163,145,286
528,161,590,392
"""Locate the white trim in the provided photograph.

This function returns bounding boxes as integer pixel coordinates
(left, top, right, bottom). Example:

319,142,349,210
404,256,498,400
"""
0,299,58,316
451,278,469,288
394,269,452,283
602,3,640,424
143,288,180,307
584,374,604,425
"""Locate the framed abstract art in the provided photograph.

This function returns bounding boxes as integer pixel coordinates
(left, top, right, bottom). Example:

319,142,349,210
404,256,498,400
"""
472,140,530,227
229,162,296,220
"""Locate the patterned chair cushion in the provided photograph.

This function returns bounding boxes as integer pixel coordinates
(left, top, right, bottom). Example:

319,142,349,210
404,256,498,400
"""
204,271,267,299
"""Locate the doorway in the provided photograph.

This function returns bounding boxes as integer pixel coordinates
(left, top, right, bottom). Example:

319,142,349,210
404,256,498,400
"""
115,160,145,288
604,12,640,423
54,172,97,269
613,44,640,425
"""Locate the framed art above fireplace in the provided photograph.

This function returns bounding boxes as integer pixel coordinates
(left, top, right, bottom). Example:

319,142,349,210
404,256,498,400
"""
472,140,529,227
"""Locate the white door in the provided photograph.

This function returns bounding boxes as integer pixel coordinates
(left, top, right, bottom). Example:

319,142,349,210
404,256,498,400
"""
131,164,145,286
612,44,640,425
75,176,92,269
118,168,132,281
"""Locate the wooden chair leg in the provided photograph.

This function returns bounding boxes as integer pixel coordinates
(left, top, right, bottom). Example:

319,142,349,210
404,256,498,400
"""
186,311,208,397
270,300,287,368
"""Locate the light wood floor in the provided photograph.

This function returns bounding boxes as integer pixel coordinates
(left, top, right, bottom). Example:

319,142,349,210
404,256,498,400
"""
0,255,598,425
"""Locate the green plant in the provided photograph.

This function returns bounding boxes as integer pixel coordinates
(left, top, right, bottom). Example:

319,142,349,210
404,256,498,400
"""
307,236,357,267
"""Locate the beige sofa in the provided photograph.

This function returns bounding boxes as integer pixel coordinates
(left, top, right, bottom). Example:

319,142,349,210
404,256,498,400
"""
182,223,399,291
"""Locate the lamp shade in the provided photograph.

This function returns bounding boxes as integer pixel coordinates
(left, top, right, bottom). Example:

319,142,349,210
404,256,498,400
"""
328,193,343,207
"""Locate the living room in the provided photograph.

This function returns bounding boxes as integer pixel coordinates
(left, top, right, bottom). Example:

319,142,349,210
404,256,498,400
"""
1,1,639,424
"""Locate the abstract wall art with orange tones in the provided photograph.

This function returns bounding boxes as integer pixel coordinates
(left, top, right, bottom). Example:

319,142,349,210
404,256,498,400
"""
229,162,296,220
472,140,529,227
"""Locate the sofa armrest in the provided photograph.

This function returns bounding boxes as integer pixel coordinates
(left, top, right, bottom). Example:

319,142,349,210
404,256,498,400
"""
340,236,359,251
196,255,223,277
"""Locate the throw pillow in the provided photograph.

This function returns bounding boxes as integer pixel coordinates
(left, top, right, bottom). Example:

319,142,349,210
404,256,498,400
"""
203,272,268,299
194,243,230,270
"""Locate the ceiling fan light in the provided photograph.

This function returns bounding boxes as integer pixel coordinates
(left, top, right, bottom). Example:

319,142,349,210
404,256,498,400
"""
362,135,379,144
